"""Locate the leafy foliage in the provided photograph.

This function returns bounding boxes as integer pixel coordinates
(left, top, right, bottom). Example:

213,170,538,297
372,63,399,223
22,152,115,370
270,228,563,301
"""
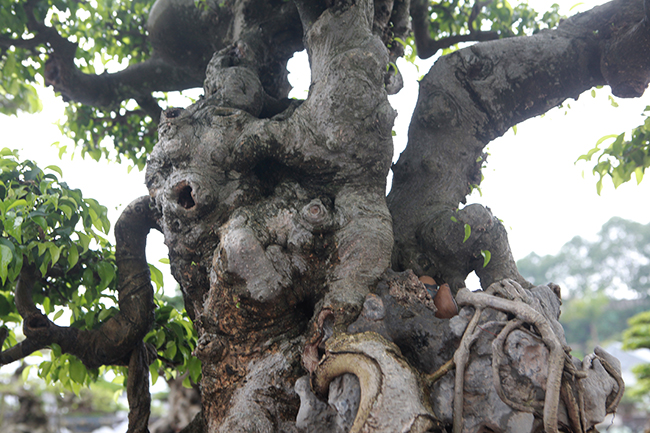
422,0,561,41
578,107,650,194
0,0,154,167
1,0,566,168
58,102,157,170
0,150,198,394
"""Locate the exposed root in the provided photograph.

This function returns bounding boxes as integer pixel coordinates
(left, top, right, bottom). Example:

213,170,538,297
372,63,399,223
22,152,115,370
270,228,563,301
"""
311,332,437,433
312,352,382,433
424,358,455,387
452,305,483,433
586,348,625,413
452,279,626,433
491,318,544,415
455,280,569,433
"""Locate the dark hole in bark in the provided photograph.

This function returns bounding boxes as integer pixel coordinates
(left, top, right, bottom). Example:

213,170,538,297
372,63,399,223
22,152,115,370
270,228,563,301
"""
28,314,49,329
178,184,196,209
253,158,287,197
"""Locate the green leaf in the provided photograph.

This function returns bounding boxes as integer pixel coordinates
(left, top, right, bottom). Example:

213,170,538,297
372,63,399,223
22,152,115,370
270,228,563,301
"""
0,244,13,284
48,243,62,266
3,53,16,76
189,357,202,383
77,232,91,253
45,165,63,177
37,242,49,257
5,214,23,243
481,250,492,267
463,224,471,243
31,215,48,232
609,95,619,107
611,167,625,189
0,294,12,315
59,204,74,220
8,251,22,282
596,134,619,146
159,257,170,264
149,263,164,290
67,245,79,268
450,216,458,223
512,125,517,135
97,307,116,322
150,362,160,385
39,361,53,379
6,199,27,212
634,167,644,185
164,340,177,359
21,365,32,382
69,358,86,382
155,329,166,349
96,261,115,290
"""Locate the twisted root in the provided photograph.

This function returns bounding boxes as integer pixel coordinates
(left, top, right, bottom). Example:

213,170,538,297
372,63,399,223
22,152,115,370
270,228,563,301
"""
453,279,620,433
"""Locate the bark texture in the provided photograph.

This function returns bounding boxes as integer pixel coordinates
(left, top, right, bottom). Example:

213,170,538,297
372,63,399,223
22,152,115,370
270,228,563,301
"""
146,1,396,430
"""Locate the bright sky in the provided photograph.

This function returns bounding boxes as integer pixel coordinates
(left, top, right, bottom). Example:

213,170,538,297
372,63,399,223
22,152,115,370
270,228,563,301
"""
1,0,649,297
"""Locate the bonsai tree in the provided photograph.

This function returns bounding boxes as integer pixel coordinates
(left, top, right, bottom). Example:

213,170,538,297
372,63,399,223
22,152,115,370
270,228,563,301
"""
2,0,646,431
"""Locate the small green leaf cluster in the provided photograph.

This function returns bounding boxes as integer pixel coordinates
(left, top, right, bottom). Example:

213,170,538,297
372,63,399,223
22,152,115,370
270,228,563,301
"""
36,344,102,395
578,108,650,193
424,0,562,42
393,37,418,65
623,310,650,352
144,282,201,389
58,102,157,170
0,147,112,287
0,50,42,116
0,0,152,72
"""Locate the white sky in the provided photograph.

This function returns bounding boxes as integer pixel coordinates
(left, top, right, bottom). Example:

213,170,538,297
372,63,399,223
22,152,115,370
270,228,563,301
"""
1,0,649,296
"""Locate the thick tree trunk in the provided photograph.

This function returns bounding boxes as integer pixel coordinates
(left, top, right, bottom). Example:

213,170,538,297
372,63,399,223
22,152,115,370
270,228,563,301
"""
146,1,396,430
140,0,642,431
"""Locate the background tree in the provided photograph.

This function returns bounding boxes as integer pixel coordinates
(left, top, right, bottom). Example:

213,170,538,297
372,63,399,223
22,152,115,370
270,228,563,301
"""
1,0,646,432
518,217,650,355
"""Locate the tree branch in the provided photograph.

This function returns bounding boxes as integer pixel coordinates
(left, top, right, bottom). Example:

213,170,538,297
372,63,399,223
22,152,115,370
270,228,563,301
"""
410,0,500,59
7,196,160,368
389,0,650,287
45,55,202,110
